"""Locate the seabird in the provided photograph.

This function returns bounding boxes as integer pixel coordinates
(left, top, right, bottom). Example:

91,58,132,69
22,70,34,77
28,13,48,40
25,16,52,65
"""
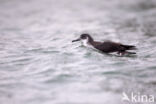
72,34,137,55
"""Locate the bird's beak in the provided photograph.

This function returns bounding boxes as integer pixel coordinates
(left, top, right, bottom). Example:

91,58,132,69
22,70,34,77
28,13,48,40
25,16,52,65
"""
72,38,81,42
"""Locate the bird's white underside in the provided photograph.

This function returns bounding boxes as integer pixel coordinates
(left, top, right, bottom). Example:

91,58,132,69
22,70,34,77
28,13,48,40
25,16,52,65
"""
81,38,95,49
81,38,88,47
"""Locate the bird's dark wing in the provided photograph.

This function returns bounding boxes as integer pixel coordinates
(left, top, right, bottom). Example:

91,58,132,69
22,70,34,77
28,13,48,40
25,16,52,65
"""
94,41,125,53
120,44,137,50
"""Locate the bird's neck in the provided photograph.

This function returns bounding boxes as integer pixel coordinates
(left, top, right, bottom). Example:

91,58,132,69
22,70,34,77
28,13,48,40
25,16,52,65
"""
88,39,95,46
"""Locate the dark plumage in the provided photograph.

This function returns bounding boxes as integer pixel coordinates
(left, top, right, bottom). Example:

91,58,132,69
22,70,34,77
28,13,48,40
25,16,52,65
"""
72,34,137,55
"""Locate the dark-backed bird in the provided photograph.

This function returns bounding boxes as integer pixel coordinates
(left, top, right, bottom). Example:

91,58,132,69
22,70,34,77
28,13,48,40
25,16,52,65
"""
72,34,137,55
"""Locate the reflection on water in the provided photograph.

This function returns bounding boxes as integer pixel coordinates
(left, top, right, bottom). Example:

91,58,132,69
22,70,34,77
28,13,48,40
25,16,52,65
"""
0,0,156,104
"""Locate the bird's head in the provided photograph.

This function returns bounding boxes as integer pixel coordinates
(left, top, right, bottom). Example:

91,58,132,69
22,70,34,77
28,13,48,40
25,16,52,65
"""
72,34,93,43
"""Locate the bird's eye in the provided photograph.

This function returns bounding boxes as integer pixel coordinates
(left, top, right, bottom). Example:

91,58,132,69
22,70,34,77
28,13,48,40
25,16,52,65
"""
81,36,86,39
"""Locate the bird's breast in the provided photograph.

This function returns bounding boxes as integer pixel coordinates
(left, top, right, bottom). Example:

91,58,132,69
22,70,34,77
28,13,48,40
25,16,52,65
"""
81,40,95,49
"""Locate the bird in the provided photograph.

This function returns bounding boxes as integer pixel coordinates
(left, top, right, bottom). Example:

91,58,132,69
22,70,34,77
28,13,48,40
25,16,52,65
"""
72,34,137,55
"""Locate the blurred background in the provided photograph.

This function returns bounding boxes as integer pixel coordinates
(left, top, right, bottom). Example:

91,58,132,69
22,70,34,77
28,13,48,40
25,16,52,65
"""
0,0,156,104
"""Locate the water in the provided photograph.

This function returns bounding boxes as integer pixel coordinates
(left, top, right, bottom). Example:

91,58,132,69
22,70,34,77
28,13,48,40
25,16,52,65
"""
0,0,156,104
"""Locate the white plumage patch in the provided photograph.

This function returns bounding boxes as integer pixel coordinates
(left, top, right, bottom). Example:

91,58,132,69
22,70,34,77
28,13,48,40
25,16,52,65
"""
81,38,88,47
81,37,94,49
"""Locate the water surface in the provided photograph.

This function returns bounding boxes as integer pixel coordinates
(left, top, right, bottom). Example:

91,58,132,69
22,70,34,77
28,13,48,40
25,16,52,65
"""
0,0,156,104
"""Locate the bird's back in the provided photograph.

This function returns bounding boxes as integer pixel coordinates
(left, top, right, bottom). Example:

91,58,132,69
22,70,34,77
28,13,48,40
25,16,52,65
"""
93,41,136,53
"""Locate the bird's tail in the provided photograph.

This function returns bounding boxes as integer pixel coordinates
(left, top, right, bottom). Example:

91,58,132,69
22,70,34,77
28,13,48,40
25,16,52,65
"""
121,45,137,50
